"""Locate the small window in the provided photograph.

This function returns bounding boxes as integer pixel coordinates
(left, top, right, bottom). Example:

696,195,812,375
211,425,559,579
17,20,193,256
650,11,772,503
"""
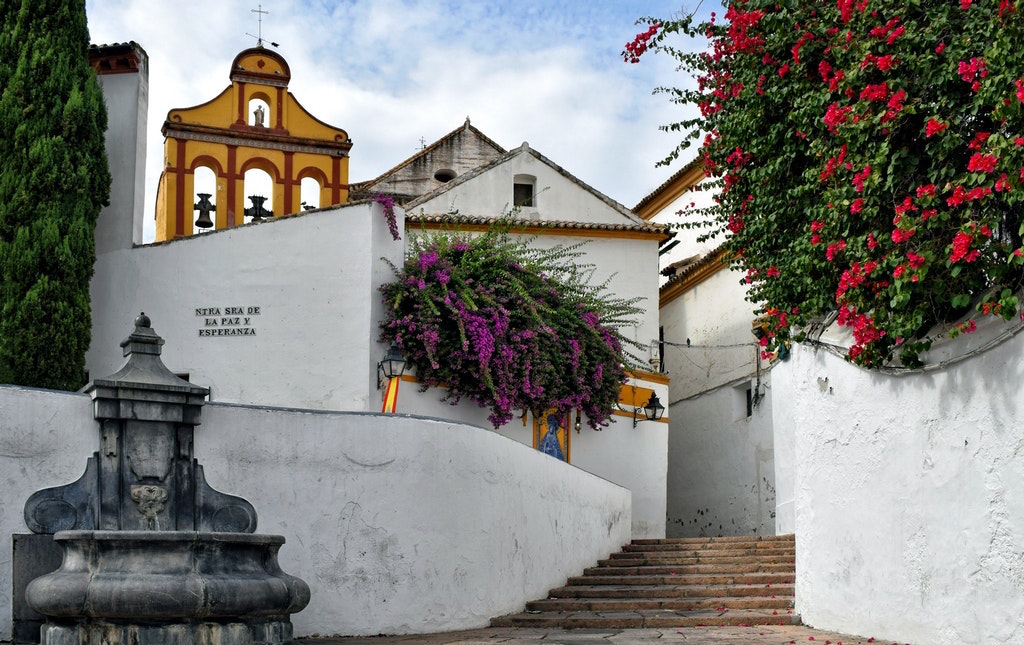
514,182,534,207
734,382,754,421
514,173,537,208
434,169,457,183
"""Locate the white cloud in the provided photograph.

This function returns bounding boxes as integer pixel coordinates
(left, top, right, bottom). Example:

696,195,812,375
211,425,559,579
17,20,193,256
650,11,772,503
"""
85,0,716,241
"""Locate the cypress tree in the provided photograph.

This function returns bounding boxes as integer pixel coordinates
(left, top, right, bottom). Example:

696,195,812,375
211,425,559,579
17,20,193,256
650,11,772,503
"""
0,0,110,389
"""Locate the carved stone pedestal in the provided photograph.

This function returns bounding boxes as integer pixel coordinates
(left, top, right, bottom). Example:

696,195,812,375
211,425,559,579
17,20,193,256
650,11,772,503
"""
21,315,310,644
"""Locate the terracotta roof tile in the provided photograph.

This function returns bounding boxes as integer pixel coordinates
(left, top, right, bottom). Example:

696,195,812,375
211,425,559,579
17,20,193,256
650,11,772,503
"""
405,212,670,235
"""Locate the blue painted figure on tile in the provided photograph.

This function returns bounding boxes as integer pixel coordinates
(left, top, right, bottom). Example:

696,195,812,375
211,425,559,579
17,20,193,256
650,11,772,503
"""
539,413,566,461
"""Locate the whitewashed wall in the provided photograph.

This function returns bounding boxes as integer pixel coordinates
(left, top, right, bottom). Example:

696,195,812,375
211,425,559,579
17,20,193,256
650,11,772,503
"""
0,386,631,640
659,262,775,538
650,175,721,272
774,330,1024,645
0,388,96,643
390,229,667,539
398,388,667,540
665,379,774,538
93,53,148,255
659,268,755,399
87,201,405,412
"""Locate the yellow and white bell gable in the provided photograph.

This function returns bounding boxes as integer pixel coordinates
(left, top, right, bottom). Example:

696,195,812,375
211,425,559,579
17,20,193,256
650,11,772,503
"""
155,46,352,240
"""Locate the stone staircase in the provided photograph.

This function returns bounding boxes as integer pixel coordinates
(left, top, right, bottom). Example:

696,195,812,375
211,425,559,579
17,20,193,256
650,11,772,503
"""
492,534,798,629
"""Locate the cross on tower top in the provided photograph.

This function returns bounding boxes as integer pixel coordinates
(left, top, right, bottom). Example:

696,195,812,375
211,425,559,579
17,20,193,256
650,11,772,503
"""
246,4,278,48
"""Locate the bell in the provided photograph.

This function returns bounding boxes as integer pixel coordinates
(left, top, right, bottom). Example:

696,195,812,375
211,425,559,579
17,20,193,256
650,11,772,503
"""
194,210,214,229
244,195,272,221
194,193,215,229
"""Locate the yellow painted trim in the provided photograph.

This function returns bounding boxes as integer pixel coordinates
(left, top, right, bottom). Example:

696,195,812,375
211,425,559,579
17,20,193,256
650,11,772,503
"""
399,372,668,423
611,408,670,424
660,248,732,308
626,369,670,386
634,164,706,221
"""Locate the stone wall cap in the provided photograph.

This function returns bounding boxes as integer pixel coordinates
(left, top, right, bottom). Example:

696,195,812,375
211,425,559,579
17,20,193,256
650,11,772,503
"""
53,530,285,545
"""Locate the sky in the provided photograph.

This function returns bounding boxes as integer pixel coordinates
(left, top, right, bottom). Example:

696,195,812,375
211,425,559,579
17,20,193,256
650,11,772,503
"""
84,0,716,242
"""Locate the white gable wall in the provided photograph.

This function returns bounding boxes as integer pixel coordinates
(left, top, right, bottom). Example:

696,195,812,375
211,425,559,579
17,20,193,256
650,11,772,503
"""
415,152,637,225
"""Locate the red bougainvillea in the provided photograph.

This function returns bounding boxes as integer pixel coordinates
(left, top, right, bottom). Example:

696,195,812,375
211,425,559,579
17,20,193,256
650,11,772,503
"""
628,0,1024,367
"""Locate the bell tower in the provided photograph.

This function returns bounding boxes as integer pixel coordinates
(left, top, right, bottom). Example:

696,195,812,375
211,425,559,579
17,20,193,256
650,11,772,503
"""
155,46,352,240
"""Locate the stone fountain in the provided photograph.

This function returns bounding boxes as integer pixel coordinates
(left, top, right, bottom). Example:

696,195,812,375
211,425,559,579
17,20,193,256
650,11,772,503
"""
22,314,309,644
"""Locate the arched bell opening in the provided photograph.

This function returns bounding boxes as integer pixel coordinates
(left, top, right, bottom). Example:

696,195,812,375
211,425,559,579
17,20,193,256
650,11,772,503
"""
300,176,322,211
243,168,274,222
193,166,218,232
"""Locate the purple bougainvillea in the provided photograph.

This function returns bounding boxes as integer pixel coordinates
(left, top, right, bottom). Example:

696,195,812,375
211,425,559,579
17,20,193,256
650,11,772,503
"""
379,224,643,428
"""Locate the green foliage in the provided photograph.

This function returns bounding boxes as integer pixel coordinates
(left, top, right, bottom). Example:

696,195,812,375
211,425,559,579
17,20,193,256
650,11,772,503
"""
0,0,110,389
379,220,644,428
631,0,1024,367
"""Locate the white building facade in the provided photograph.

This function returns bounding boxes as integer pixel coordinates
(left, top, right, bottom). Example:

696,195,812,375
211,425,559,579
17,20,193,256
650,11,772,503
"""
636,162,779,538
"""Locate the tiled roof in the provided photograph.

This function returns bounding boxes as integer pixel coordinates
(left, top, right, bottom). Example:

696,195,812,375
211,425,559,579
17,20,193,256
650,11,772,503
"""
663,244,728,282
632,156,705,216
660,254,702,277
405,212,670,236
659,244,731,305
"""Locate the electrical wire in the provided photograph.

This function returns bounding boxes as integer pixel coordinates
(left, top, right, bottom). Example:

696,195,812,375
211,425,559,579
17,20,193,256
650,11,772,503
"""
662,340,759,349
801,322,1024,375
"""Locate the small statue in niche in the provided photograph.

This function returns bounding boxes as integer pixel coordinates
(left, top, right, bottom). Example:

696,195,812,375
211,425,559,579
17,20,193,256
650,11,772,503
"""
253,105,266,127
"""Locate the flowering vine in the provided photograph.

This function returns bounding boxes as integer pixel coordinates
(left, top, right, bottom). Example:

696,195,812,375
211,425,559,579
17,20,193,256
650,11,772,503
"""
629,0,1024,367
379,222,644,427
373,193,400,241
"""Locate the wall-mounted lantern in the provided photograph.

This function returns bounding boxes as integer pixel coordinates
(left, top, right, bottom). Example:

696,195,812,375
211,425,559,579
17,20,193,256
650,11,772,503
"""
376,344,406,390
618,392,665,428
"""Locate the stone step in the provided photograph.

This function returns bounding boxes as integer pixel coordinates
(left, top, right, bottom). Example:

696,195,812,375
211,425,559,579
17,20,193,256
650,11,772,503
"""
585,562,794,576
565,572,794,587
491,608,802,629
547,583,794,599
527,596,794,612
600,554,795,567
491,534,800,630
631,534,795,546
620,545,795,556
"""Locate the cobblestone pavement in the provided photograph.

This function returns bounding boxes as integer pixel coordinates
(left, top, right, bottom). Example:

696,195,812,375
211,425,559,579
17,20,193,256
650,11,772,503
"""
300,625,907,644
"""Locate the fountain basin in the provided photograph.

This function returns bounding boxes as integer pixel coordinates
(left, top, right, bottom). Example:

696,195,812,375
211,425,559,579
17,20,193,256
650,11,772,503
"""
27,530,310,644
